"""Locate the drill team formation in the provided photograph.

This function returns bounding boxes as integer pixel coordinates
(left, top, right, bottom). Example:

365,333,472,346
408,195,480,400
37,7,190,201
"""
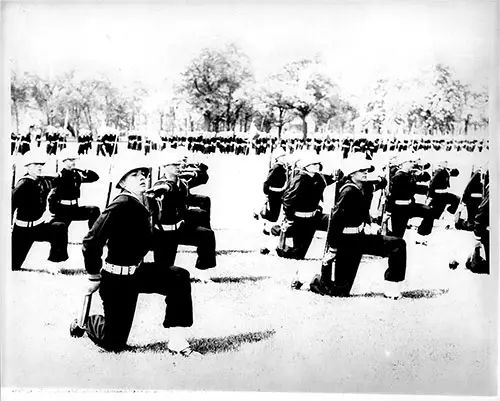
10,129,490,357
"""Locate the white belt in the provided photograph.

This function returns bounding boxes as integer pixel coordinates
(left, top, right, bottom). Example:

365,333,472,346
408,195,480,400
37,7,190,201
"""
268,185,286,192
470,193,482,198
102,261,139,275
59,199,78,205
15,216,45,228
434,189,448,194
294,210,316,218
343,223,365,234
395,199,412,205
155,220,184,231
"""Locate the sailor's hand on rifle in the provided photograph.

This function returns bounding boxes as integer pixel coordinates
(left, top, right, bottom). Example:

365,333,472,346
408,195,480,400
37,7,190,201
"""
364,222,380,235
381,213,392,234
281,219,294,233
322,248,337,266
41,210,55,223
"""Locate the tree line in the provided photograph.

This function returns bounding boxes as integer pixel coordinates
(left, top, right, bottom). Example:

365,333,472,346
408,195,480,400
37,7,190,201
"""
11,43,489,140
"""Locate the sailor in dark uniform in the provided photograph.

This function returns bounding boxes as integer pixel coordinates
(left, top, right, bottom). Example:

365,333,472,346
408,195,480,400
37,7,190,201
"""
276,152,336,260
309,154,406,299
177,148,212,229
149,152,216,283
385,154,433,243
81,160,200,356
11,149,69,273
341,137,351,159
50,148,101,229
455,166,487,231
423,161,460,226
466,186,489,274
257,148,288,231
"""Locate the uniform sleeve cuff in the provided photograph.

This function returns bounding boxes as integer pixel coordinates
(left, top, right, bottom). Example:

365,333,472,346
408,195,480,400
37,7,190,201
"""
88,274,101,281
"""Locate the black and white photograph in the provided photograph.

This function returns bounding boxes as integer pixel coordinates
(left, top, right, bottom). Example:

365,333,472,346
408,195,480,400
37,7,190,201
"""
2,0,498,398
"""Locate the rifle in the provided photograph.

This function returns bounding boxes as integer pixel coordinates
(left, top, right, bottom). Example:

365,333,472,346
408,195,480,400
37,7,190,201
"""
321,169,340,273
378,160,392,235
104,134,121,207
11,136,23,189
268,135,276,170
454,164,476,227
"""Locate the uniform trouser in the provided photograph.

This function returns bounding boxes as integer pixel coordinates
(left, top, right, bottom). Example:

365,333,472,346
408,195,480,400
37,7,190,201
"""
419,193,458,232
96,144,106,156
427,193,460,219
153,222,216,270
54,204,101,229
465,199,482,225
260,194,282,223
187,195,211,229
104,144,113,156
482,233,490,267
329,233,407,296
276,213,329,260
11,222,69,271
85,263,193,352
390,202,434,237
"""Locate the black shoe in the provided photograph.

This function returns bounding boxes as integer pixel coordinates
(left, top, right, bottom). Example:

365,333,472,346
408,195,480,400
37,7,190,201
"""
291,279,303,290
260,247,270,255
309,274,331,296
262,228,270,236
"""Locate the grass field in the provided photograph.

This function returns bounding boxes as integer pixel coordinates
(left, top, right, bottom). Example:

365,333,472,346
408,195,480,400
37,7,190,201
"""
4,146,497,396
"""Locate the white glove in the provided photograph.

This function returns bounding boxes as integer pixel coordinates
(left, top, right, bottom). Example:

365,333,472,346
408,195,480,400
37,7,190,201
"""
322,248,337,265
383,214,393,233
41,210,55,223
281,219,294,233
143,250,155,263
364,223,380,235
478,242,486,260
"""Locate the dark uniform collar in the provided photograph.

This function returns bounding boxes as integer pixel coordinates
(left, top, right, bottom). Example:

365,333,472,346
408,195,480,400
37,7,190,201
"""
120,190,149,209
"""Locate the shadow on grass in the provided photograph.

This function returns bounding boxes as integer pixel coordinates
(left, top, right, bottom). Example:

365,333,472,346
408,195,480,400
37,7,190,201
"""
128,330,276,355
304,255,381,262
199,276,270,284
14,268,55,275
28,269,271,282
60,268,87,276
178,249,255,255
350,288,449,299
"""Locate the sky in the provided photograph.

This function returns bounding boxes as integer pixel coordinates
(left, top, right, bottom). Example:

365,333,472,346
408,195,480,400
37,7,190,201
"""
3,0,497,98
